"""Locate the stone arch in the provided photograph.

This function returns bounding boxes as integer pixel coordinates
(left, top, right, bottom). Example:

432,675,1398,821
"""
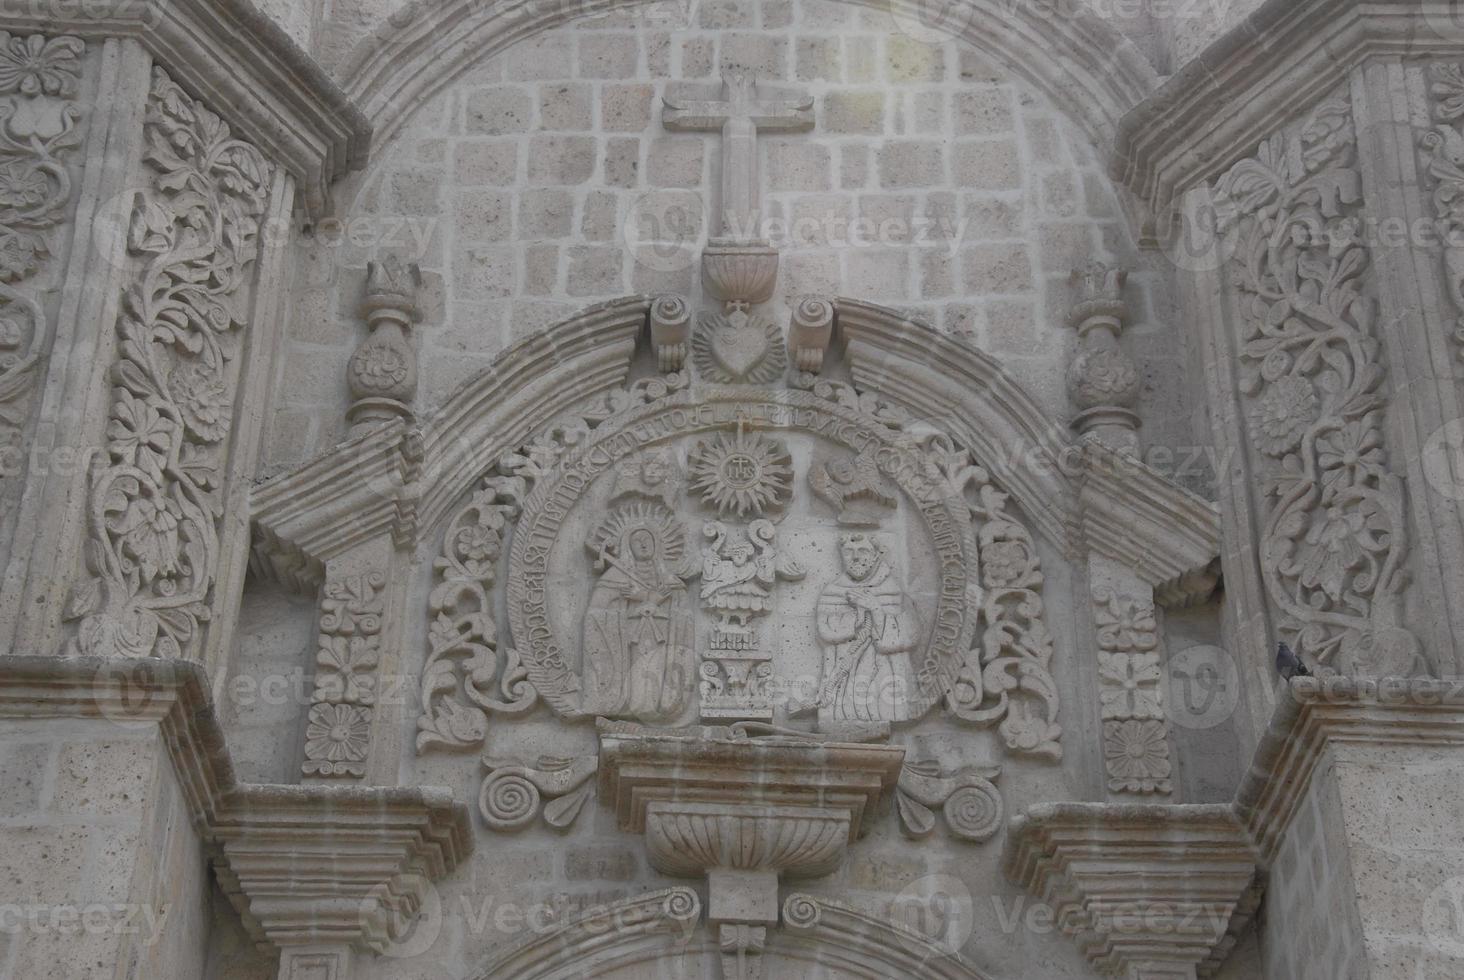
467,888,996,979
338,0,1159,158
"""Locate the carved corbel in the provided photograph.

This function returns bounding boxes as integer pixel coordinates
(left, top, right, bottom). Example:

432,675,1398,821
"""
478,755,598,831
895,761,1004,843
1065,262,1140,449
649,294,691,371
348,255,421,434
788,296,834,372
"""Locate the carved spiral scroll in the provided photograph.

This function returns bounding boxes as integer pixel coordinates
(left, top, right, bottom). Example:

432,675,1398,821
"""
663,888,700,923
783,894,822,931
944,783,1003,842
479,770,540,831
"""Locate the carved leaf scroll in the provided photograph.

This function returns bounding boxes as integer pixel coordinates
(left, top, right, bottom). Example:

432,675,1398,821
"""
66,68,271,660
931,443,1062,760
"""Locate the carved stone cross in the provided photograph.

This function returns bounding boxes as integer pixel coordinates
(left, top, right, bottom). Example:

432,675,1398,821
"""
664,71,814,238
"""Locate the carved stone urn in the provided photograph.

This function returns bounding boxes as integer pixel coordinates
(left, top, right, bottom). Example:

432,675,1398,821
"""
701,237,780,306
598,723,906,979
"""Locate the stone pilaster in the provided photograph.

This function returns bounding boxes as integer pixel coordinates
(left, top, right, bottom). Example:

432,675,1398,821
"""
0,2,367,670
1235,677,1464,979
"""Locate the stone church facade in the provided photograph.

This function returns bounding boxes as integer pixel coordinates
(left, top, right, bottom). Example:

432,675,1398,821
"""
0,0,1462,977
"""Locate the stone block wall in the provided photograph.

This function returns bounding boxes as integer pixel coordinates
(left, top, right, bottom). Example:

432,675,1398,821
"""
1257,760,1368,980
0,720,208,980
264,0,1190,469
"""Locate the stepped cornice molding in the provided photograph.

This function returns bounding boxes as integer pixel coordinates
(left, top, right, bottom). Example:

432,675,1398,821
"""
1113,0,1455,235
1234,676,1464,864
0,0,369,216
338,0,1157,157
1003,802,1261,979
839,300,1221,596
250,296,648,575
0,655,471,953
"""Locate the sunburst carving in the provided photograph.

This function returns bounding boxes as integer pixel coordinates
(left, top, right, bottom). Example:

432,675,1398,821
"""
687,427,793,517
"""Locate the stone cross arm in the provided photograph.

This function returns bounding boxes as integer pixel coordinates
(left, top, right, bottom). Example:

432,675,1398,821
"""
662,72,815,237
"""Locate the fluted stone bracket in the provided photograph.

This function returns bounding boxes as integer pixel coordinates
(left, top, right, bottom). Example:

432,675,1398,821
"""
598,721,905,978
1003,803,1261,979
0,655,472,959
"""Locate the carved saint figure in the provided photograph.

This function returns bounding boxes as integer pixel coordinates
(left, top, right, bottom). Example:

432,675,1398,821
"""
816,533,920,723
580,504,694,721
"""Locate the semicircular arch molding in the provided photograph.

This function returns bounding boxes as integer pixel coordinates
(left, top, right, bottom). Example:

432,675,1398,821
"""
338,0,1159,160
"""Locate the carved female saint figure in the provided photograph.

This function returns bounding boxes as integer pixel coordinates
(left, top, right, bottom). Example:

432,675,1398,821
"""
816,533,920,724
580,503,694,721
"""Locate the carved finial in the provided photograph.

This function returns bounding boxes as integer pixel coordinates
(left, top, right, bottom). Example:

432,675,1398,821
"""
348,255,422,433
1068,262,1127,329
1065,262,1140,447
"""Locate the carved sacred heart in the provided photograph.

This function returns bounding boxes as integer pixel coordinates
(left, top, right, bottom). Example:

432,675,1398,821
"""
709,310,769,379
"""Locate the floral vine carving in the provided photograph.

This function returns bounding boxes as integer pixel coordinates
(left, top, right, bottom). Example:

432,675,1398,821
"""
1216,98,1420,677
303,571,385,778
790,372,909,428
1421,62,1464,367
1092,586,1171,794
417,475,534,752
0,33,84,539
925,436,1062,760
64,69,270,659
416,372,691,752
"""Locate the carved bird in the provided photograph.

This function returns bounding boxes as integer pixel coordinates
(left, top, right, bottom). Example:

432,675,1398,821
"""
1274,642,1311,680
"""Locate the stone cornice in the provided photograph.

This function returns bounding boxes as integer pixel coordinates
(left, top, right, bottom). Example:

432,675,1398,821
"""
839,300,1221,590
0,655,472,953
1112,0,1454,235
1234,675,1464,864
249,296,647,575
0,0,370,216
1071,439,1224,605
1003,802,1261,979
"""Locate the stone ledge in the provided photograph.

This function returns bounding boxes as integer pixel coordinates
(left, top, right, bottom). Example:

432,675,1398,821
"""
1002,802,1261,980
1113,0,1454,236
0,0,371,216
1234,675,1464,864
0,654,472,954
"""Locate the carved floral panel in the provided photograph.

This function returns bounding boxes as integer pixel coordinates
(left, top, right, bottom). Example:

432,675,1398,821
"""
65,67,272,660
1216,97,1420,677
0,32,85,560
